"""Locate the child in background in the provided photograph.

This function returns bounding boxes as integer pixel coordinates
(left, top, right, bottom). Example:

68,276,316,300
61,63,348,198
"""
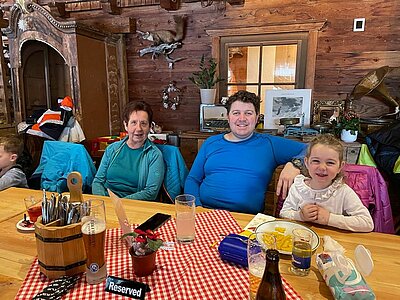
279,134,373,232
0,136,28,191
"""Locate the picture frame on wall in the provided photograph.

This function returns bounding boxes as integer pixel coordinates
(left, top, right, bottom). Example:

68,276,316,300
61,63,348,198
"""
263,89,312,129
313,100,345,124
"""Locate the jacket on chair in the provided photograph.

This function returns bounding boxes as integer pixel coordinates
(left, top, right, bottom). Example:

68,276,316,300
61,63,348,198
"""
343,164,395,234
32,141,96,193
156,144,188,201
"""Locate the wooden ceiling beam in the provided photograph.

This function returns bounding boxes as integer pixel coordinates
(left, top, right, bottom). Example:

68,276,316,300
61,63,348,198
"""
227,0,245,6
100,0,121,15
48,2,70,18
83,17,136,34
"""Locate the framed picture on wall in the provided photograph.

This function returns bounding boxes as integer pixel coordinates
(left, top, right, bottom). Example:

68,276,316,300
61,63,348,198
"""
313,100,345,123
263,89,312,129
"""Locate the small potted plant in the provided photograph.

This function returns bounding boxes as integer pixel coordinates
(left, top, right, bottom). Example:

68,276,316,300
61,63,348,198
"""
333,110,360,142
121,228,163,276
189,54,224,104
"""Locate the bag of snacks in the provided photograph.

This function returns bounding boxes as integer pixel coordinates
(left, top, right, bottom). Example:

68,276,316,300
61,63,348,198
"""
316,236,375,300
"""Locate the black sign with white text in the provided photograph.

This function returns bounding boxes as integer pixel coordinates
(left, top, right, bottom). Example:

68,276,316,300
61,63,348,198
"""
105,275,150,299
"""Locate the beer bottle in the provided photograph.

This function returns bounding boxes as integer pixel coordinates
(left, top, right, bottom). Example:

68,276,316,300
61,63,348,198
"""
255,249,286,300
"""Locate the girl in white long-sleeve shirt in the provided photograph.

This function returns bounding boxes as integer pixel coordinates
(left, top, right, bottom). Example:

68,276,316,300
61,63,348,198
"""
280,134,374,232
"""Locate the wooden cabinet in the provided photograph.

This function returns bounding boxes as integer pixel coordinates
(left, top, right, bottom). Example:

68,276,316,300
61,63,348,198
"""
0,36,12,127
4,3,127,139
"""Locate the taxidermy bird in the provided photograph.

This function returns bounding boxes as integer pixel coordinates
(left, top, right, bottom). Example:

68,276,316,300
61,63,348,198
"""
137,15,186,46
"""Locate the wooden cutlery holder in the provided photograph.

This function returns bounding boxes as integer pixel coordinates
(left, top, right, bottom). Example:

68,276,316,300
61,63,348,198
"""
35,217,86,279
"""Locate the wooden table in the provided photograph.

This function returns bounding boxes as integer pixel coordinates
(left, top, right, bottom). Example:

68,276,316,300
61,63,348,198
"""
0,187,398,299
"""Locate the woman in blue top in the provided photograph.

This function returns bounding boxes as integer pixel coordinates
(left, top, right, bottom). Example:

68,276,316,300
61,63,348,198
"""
92,101,165,200
184,91,306,214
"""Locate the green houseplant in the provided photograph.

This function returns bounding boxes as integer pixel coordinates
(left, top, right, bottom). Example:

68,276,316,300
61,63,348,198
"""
189,55,224,104
333,110,360,142
189,55,223,89
122,228,163,276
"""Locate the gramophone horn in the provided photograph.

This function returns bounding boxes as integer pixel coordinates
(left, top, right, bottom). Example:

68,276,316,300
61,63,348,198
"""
350,66,400,109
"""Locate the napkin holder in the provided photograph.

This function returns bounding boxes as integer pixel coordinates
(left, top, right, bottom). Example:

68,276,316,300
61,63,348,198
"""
35,216,86,279
218,234,248,267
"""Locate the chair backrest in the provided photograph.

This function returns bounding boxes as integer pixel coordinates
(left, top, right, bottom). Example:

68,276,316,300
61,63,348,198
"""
274,194,285,218
31,141,97,193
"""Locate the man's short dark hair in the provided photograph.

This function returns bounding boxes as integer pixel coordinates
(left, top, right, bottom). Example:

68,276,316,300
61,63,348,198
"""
122,101,153,125
225,91,261,115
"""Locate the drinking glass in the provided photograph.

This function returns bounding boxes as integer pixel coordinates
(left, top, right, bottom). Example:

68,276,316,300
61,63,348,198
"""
80,199,107,284
290,228,313,276
175,194,195,244
247,232,276,300
24,196,42,223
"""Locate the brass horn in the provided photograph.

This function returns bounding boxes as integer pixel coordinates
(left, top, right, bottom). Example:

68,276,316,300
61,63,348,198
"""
350,66,400,119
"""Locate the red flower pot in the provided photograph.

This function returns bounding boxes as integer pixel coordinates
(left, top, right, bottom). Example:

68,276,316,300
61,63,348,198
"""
129,247,157,277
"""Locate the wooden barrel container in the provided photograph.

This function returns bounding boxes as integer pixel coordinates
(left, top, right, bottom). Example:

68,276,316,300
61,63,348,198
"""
35,217,86,279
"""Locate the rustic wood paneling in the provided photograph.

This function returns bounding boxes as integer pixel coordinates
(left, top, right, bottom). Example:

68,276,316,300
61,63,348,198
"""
9,0,400,130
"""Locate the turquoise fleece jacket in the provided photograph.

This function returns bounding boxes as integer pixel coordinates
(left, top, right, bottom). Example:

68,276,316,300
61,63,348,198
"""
156,144,188,201
92,138,165,200
32,141,96,193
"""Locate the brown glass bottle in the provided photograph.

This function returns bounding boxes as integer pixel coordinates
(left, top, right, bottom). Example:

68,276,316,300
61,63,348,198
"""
255,249,286,300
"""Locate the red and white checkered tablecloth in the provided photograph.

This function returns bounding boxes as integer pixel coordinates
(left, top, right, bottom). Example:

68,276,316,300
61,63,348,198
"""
16,210,302,300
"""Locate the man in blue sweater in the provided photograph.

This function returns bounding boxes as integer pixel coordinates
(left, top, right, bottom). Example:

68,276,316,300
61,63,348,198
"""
184,91,306,214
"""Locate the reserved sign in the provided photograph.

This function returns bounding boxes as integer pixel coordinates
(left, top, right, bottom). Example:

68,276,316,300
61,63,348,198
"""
105,275,150,299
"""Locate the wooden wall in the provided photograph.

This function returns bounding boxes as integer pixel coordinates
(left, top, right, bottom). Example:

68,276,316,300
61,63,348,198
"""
19,0,400,131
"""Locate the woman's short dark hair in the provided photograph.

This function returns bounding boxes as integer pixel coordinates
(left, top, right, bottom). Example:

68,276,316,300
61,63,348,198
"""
225,90,261,115
122,101,153,125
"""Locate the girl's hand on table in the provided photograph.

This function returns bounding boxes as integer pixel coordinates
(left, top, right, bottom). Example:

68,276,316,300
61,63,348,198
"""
300,204,318,222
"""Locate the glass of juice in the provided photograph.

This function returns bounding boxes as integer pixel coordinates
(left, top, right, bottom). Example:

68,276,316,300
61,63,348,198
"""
175,194,196,244
24,196,42,223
